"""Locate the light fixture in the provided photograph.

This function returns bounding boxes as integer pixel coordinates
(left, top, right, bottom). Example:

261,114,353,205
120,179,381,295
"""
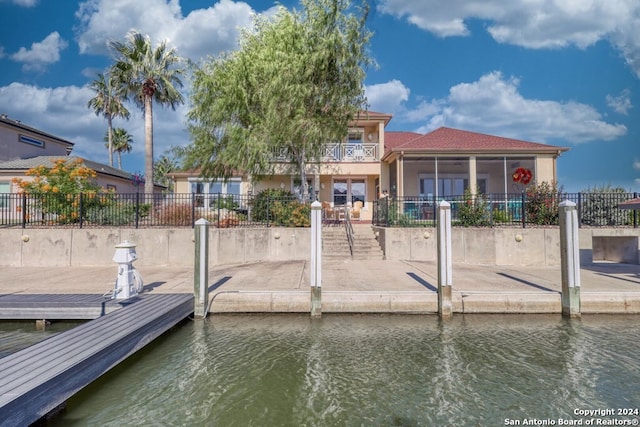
280,182,285,189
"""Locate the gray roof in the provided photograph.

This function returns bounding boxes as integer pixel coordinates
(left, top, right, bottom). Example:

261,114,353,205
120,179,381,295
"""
0,115,74,147
0,156,133,181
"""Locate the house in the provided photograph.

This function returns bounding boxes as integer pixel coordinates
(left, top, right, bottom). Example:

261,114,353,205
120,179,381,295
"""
172,111,569,222
0,115,160,197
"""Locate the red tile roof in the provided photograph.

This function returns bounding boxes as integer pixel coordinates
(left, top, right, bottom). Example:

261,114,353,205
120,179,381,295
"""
385,127,568,157
384,131,422,153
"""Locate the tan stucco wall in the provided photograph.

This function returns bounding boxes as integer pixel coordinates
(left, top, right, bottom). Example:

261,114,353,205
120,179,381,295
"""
535,154,558,183
0,124,71,161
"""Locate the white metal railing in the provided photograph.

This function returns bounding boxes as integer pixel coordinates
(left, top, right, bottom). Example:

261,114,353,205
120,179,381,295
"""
321,142,378,162
272,143,379,163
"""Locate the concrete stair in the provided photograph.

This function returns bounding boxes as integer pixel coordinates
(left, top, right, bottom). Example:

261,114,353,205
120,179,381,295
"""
322,223,384,260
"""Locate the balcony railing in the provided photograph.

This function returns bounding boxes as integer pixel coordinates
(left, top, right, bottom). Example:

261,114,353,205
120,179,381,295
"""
272,142,379,163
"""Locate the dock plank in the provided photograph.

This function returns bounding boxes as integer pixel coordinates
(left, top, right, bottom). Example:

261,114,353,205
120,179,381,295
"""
0,293,193,426
0,293,124,319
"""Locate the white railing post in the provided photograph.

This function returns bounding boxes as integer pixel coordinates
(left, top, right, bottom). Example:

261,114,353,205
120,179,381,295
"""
559,200,581,318
310,201,322,317
437,200,453,319
194,218,209,319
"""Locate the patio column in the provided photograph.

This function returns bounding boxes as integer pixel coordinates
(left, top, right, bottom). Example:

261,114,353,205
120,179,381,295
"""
397,152,404,198
468,156,477,195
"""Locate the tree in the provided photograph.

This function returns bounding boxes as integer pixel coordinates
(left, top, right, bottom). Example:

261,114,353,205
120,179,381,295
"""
154,147,184,192
109,31,185,194
104,127,133,170
87,72,130,167
186,0,372,200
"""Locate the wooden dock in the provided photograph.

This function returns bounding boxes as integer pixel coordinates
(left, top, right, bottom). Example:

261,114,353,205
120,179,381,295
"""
0,293,193,426
0,293,125,319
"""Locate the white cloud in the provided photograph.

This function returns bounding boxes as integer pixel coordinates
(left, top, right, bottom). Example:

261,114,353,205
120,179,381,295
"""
606,89,632,115
75,0,260,61
10,32,68,71
378,0,640,77
633,159,640,171
365,80,410,114
0,82,191,169
402,71,626,144
0,0,38,6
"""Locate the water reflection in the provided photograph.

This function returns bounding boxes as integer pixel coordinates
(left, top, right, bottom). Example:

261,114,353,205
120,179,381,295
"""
50,315,640,426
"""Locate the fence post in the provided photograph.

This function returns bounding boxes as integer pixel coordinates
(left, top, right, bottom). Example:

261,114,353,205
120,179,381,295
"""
437,200,453,319
559,200,581,318
193,218,210,319
635,192,638,229
21,192,27,229
577,192,582,228
266,195,271,227
79,193,84,229
191,193,196,228
521,192,526,229
135,192,140,229
310,200,322,317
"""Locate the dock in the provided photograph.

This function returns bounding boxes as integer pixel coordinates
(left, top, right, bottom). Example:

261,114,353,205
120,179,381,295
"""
0,293,193,427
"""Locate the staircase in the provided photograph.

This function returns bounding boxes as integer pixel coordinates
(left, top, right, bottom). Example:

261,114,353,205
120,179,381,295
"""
322,223,384,260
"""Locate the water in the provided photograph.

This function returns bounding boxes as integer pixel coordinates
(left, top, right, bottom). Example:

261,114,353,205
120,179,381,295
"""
0,321,82,358
43,314,640,426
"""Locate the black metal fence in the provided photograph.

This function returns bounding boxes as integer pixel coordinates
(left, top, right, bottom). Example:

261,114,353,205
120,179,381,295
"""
0,192,311,229
373,192,639,228
1,191,638,229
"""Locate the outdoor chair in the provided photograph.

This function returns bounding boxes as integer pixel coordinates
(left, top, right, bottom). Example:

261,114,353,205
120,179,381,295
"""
351,201,363,220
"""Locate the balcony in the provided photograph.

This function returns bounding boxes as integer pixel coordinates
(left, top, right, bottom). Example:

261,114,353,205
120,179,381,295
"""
272,143,379,163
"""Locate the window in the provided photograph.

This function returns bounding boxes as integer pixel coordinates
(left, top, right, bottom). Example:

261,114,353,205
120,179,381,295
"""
0,182,10,209
332,178,365,206
189,179,241,208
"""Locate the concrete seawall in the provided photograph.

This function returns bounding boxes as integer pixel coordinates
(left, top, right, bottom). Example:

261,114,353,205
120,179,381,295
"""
1,227,638,268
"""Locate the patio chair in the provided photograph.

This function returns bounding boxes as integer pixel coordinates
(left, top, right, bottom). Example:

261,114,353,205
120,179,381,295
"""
351,201,363,220
322,201,335,220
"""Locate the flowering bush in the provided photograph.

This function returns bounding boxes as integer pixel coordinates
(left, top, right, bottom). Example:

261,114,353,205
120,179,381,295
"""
525,181,562,225
12,159,104,224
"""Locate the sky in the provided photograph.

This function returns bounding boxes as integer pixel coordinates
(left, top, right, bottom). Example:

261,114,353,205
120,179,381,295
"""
0,0,639,193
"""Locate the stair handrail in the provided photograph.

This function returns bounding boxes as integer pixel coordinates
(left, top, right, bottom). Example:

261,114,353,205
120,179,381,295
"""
344,206,354,256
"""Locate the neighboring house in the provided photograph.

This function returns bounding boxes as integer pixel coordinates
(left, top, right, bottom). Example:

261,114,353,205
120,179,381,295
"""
0,115,158,202
173,112,569,222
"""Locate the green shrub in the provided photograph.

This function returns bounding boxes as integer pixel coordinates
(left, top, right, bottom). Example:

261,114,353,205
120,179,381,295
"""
456,188,491,226
491,209,510,223
580,185,633,226
250,189,309,226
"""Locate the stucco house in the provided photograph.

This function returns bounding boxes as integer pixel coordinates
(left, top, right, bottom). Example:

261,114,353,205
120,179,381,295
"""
0,115,157,197
172,111,569,222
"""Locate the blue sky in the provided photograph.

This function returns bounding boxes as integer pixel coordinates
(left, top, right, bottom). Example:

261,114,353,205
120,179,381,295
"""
0,0,639,193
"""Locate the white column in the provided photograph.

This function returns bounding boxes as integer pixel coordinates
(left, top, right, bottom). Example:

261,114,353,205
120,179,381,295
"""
437,201,453,319
310,201,322,317
559,200,581,318
194,218,209,318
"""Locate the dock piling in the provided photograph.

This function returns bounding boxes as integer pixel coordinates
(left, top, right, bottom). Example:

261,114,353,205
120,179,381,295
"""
559,200,581,318
310,201,322,317
437,201,453,319
194,218,209,319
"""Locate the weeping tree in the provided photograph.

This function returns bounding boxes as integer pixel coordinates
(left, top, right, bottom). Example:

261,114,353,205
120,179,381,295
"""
109,31,185,194
186,0,372,201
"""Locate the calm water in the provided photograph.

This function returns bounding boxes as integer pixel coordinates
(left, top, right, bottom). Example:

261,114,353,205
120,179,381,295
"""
0,320,81,358
40,314,640,426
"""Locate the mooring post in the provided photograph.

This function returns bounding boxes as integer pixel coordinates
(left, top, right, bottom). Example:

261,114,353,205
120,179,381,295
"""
437,200,453,319
559,200,581,318
310,200,322,317
194,218,209,319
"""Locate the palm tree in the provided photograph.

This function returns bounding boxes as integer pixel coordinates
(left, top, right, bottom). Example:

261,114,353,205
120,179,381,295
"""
87,72,130,167
104,128,133,170
108,31,185,194
153,154,180,192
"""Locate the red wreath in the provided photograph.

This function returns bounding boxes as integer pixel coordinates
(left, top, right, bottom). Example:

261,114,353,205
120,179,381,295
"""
512,167,532,185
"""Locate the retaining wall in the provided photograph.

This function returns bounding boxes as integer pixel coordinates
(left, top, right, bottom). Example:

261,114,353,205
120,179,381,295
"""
373,227,640,266
0,227,310,267
1,226,638,267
